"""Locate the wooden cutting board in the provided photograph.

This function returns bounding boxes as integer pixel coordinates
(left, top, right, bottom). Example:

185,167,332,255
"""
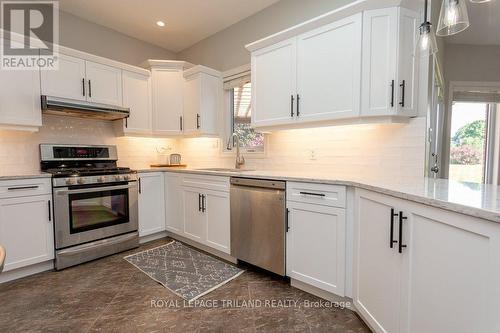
150,164,187,168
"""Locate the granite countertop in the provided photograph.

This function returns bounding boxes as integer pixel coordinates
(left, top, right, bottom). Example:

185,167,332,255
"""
140,167,500,224
0,172,52,181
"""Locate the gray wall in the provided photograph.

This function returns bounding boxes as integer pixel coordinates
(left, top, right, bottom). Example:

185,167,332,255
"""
60,11,176,67
444,44,500,83
177,0,356,71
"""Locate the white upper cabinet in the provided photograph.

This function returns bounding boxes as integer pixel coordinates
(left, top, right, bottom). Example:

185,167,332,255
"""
183,66,222,136
150,61,185,136
361,7,419,117
40,54,123,107
296,13,362,122
40,53,86,101
247,4,420,129
117,70,152,135
251,38,297,127
0,39,41,131
85,61,123,106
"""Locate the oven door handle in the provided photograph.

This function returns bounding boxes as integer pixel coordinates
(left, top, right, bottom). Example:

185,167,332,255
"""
55,184,136,195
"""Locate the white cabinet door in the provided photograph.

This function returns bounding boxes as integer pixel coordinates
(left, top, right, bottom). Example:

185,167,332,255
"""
205,189,230,254
183,74,200,134
354,189,403,333
138,173,165,237
397,8,419,116
184,72,220,136
296,13,362,122
0,195,54,271
85,61,123,106
286,201,346,296
40,53,86,101
121,71,152,134
361,8,398,117
152,68,184,135
0,39,41,131
182,187,205,242
400,202,500,333
165,173,183,235
251,37,297,127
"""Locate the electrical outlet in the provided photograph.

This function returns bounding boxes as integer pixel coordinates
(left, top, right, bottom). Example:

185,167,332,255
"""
309,149,316,160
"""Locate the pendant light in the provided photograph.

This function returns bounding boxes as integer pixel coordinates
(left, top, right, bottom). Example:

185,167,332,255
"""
436,0,470,36
416,0,438,57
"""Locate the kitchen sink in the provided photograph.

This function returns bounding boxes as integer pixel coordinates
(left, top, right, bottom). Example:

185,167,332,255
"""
195,168,255,172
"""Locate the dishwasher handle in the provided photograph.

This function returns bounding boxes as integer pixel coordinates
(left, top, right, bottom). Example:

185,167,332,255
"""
230,177,286,190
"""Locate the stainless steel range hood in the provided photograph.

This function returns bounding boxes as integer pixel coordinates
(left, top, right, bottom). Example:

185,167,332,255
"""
41,95,130,121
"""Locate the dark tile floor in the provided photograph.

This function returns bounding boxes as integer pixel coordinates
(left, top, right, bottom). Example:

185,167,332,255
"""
0,238,371,333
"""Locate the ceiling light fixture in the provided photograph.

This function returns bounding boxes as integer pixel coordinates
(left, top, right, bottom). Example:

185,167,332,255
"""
436,0,470,36
469,0,491,3
416,0,438,57
156,21,165,27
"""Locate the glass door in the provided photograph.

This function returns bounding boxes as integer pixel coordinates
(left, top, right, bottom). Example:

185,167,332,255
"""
69,187,129,233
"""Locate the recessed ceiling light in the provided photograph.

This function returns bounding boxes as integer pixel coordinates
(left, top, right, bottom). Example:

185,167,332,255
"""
156,21,165,27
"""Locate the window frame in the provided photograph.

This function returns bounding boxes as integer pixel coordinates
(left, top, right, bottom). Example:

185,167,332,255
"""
220,64,266,157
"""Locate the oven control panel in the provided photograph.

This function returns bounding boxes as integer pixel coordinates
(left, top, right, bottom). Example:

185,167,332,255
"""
53,173,137,188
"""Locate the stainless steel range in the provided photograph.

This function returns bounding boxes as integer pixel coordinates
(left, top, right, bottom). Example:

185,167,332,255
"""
40,144,139,270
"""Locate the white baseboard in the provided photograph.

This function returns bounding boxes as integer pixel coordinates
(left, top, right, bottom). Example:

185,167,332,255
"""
290,278,355,310
139,231,168,244
0,260,54,284
166,231,237,264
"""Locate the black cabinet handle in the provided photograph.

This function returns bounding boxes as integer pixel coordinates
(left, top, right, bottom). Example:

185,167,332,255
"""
196,114,200,129
201,194,206,212
390,208,398,248
7,185,39,191
48,200,52,222
180,116,183,131
399,211,407,253
286,208,290,232
290,95,294,117
82,78,86,96
138,178,142,194
399,80,405,107
296,94,300,117
299,191,325,197
125,118,128,128
88,80,92,98
390,80,395,107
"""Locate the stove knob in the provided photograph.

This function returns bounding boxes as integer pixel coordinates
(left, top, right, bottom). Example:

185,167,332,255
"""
96,176,105,183
77,178,85,184
65,178,76,185
123,175,130,181
114,175,123,181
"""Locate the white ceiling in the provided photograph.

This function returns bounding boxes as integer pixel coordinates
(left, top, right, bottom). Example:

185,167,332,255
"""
59,0,281,52
445,0,500,45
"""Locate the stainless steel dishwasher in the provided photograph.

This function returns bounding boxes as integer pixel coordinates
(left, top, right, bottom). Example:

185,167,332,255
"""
230,177,286,275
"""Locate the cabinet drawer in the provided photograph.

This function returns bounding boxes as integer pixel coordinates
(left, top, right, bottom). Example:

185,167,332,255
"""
287,182,346,208
0,178,52,199
181,174,230,192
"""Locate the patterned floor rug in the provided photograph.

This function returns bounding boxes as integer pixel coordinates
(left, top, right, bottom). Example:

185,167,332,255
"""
124,241,244,302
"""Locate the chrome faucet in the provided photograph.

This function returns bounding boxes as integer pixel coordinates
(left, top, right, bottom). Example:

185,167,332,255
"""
232,133,245,169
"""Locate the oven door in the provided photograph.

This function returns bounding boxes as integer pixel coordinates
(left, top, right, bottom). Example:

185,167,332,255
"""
53,181,138,249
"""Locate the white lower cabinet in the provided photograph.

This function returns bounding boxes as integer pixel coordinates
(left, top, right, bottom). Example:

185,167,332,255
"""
165,173,183,235
204,189,230,253
182,187,206,242
286,182,347,297
286,200,346,296
138,172,165,237
354,188,500,333
178,174,230,254
0,183,53,272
